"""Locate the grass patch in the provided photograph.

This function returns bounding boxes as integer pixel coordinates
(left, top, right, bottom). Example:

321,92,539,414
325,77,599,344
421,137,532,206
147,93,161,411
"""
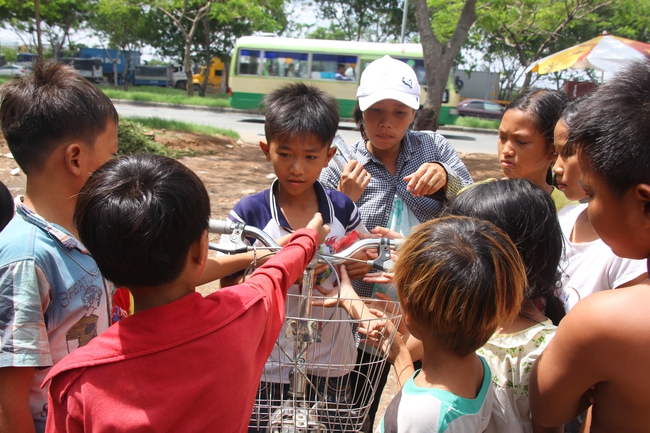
101,85,230,108
124,116,239,140
454,116,500,130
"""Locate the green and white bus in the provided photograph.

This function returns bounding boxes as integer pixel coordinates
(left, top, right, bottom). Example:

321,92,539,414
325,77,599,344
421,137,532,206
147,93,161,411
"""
228,36,460,125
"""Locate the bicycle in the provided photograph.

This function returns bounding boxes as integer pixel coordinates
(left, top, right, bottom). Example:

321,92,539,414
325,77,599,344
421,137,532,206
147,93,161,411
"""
209,219,402,433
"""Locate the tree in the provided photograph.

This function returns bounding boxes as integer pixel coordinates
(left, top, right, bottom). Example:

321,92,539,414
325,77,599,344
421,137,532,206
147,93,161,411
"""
89,0,146,89
474,0,613,89
151,0,214,96
311,0,418,42
412,0,477,130
141,0,286,95
0,0,89,59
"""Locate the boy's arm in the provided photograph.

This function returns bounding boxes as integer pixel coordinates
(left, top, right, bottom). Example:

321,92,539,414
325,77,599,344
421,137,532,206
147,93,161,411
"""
530,296,605,427
0,366,36,433
213,233,293,288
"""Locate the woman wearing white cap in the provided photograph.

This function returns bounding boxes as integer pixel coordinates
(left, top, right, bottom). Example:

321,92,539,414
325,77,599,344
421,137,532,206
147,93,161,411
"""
319,55,473,430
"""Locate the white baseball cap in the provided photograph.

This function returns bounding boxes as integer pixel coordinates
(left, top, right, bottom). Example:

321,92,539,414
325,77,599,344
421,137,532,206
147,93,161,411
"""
356,55,421,111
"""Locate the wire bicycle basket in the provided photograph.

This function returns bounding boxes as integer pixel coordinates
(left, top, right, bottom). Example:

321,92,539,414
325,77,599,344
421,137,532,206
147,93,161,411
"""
249,295,401,433
208,219,402,433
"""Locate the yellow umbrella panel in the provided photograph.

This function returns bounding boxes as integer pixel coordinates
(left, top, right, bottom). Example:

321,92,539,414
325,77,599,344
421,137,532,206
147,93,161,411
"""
527,34,650,75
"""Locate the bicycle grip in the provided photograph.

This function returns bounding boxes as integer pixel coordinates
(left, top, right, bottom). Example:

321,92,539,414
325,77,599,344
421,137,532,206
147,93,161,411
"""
208,219,234,234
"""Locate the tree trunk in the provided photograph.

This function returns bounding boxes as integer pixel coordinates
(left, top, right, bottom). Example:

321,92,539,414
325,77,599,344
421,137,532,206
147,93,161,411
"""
412,0,477,131
123,50,131,91
199,16,211,97
184,41,194,97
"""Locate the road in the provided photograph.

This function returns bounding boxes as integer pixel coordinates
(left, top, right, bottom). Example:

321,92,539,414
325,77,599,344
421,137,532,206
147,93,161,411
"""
114,102,498,155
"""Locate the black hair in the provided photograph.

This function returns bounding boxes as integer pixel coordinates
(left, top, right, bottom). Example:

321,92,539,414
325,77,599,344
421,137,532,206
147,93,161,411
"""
566,58,650,197
262,82,339,148
0,61,118,175
557,97,585,158
74,154,210,288
353,103,369,142
443,179,565,325
0,181,13,232
506,88,570,150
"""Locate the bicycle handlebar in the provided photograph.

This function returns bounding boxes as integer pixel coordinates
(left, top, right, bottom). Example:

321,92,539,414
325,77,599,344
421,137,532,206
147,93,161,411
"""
208,219,402,272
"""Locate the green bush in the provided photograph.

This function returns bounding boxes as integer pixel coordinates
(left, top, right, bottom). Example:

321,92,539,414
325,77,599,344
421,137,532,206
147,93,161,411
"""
117,119,190,158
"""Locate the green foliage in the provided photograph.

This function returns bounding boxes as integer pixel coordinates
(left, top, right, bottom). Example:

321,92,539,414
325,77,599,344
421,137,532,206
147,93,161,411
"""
126,116,240,139
307,24,349,40
90,0,145,55
428,0,465,44
0,0,90,57
139,0,286,73
117,119,188,157
0,47,17,63
310,0,418,42
600,0,650,41
454,116,500,130
146,58,169,66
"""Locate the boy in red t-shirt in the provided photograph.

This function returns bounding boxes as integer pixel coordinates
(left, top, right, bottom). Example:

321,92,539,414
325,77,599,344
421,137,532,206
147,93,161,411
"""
44,153,327,433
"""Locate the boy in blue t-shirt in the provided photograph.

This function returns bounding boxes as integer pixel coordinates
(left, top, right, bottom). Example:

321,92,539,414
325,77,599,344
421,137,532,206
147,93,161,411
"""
220,83,367,431
0,61,119,433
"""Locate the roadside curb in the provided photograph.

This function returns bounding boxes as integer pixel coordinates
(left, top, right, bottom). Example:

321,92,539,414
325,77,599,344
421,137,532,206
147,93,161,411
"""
109,98,263,115
110,98,498,135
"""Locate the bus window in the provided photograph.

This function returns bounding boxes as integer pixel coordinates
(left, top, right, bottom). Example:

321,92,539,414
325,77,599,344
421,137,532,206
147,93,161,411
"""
311,54,357,81
262,51,308,78
238,50,261,75
396,58,426,85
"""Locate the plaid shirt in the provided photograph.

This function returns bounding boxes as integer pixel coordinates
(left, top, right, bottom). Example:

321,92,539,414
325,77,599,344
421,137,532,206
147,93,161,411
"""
320,130,473,234
319,130,473,296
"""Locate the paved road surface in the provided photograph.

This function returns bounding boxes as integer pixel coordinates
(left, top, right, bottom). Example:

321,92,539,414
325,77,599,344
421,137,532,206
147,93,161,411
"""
114,102,498,155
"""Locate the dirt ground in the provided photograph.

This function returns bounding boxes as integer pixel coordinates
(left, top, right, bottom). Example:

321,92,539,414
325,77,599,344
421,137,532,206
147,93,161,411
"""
0,129,502,430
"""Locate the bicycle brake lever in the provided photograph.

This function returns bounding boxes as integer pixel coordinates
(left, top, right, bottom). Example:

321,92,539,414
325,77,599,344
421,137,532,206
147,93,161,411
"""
208,242,250,254
370,237,395,272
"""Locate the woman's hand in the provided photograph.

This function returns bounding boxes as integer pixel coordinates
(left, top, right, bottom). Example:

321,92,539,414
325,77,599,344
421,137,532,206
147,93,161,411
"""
338,160,370,202
404,162,447,197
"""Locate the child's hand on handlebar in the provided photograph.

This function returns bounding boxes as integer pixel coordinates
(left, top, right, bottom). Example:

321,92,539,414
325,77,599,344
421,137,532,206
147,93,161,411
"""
306,212,330,244
343,250,373,280
363,271,394,285
370,226,404,240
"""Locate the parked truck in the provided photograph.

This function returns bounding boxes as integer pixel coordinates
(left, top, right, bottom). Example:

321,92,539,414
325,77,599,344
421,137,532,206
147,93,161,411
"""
77,47,141,84
190,57,225,92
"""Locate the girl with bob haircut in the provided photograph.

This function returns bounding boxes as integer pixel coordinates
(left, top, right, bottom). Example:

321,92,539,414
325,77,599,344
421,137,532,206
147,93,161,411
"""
377,215,524,432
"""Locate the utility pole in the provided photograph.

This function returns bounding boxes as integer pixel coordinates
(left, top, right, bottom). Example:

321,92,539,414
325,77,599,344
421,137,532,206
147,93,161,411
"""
35,0,43,60
400,0,408,43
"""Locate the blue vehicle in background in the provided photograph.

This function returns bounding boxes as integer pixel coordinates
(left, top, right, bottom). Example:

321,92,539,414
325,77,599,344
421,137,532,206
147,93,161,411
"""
77,47,141,84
